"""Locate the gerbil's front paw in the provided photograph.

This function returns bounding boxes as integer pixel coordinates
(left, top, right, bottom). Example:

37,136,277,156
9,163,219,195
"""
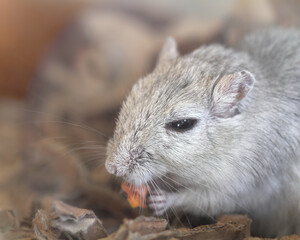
147,190,170,216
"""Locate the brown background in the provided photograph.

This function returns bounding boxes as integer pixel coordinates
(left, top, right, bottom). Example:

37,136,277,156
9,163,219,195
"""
0,0,84,98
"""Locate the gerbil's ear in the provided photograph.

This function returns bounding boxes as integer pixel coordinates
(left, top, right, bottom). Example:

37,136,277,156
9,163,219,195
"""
211,70,255,118
157,37,179,65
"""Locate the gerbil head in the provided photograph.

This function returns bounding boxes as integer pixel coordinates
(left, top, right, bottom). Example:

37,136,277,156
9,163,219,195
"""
105,37,255,189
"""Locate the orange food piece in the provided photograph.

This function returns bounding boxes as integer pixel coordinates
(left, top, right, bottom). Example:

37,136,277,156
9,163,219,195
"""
121,182,149,208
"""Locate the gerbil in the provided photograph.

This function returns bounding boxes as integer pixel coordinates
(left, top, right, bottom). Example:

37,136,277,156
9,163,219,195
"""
105,28,300,237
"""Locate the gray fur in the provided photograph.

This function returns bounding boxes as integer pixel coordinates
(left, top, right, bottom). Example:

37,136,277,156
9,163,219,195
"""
106,28,300,237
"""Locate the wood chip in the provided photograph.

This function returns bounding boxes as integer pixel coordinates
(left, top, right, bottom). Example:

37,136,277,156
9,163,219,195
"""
0,210,19,231
104,214,251,240
51,200,107,240
33,209,59,240
33,200,107,240
127,216,168,235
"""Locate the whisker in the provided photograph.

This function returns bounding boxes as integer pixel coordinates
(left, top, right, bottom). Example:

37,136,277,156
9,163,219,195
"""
22,108,109,139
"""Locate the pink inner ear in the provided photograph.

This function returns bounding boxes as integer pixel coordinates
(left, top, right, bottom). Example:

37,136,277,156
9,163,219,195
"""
236,83,248,101
157,37,179,64
212,70,255,118
216,74,236,95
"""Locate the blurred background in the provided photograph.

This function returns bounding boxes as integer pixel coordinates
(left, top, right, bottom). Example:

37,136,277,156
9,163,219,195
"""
0,0,300,239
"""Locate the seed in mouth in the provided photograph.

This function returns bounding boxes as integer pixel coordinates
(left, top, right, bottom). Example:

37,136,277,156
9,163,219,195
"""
121,182,149,208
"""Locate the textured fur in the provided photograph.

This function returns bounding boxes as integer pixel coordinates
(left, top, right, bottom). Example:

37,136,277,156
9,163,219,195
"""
106,28,300,237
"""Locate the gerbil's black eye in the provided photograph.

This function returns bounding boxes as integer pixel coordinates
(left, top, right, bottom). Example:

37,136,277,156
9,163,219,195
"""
166,119,198,132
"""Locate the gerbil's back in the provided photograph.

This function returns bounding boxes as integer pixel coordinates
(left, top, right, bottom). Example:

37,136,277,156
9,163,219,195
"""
238,28,300,94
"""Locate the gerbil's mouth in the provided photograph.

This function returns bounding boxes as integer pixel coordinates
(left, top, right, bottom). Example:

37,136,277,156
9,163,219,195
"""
124,173,179,194
123,175,156,189
121,182,148,208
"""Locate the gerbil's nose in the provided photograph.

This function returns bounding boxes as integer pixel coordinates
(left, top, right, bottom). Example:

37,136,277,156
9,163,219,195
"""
106,162,118,175
106,161,126,177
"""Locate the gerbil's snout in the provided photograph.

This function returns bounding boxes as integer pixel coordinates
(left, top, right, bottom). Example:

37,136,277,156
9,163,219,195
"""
105,157,127,177
105,145,147,178
105,161,118,175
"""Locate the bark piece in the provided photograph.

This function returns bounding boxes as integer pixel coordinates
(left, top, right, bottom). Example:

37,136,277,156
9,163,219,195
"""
247,234,300,240
50,200,107,240
127,216,168,235
33,209,59,240
0,210,19,231
0,209,35,240
106,214,252,240
33,199,107,240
